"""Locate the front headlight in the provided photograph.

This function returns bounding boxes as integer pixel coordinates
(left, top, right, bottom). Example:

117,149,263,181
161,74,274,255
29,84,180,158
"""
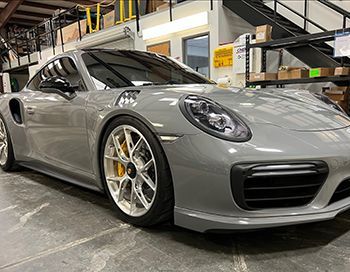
180,95,252,142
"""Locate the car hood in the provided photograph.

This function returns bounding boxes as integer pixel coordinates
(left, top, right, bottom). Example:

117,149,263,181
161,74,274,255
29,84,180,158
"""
143,84,350,132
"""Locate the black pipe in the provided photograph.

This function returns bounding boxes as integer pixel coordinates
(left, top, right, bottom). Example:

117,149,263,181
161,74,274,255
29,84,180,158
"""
135,0,140,33
303,0,308,30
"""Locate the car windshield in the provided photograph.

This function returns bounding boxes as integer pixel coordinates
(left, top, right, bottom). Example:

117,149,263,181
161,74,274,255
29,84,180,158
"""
82,50,213,90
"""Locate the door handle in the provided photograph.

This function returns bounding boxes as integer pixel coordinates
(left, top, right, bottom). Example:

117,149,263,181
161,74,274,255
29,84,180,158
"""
26,107,35,115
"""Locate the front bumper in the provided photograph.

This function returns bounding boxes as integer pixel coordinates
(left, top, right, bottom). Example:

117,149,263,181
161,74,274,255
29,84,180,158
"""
174,199,350,232
161,123,350,232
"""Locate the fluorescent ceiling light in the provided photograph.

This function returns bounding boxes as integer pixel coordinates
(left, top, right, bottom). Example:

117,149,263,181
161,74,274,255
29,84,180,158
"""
143,12,208,40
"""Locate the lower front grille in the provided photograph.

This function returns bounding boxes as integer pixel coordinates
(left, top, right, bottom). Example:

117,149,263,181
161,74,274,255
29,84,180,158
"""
231,161,328,210
329,179,350,204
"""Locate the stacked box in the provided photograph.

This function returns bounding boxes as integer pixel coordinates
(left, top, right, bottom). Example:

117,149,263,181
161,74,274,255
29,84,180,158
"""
250,73,277,82
309,68,335,77
256,25,272,43
103,11,115,29
334,67,350,76
278,67,309,80
324,86,349,113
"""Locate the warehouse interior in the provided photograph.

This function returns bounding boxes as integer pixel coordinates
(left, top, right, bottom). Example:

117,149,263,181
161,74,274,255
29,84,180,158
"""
0,0,350,271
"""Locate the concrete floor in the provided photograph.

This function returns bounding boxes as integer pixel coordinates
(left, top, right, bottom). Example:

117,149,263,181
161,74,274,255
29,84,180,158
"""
1,169,350,272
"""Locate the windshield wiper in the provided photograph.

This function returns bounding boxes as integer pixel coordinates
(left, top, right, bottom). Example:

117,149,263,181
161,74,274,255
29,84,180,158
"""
142,80,180,86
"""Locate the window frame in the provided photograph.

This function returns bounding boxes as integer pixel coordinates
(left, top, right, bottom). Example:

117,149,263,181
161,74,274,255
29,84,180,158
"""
182,32,210,78
26,56,86,92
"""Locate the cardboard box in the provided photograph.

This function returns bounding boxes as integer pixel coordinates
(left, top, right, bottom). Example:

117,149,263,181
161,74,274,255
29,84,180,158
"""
334,67,350,76
157,3,169,11
290,69,309,79
324,87,349,102
57,19,87,45
103,10,115,29
250,72,277,82
147,0,167,13
309,68,335,77
277,70,289,80
256,25,272,43
278,68,309,80
330,86,349,93
326,93,347,102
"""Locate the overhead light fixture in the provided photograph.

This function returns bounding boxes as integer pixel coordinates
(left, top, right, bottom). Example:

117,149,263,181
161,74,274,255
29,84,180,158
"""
142,12,208,40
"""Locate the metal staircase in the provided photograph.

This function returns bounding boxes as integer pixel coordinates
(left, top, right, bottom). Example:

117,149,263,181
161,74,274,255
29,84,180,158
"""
223,0,350,67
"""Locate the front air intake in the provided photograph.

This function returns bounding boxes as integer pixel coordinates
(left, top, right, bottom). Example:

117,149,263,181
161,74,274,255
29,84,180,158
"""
231,161,328,210
329,179,350,205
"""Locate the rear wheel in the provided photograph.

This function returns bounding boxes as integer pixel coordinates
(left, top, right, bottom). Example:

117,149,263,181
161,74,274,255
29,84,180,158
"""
0,116,16,171
101,117,174,226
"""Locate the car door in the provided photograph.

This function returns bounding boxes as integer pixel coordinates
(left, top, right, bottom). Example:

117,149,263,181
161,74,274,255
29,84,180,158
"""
22,56,92,174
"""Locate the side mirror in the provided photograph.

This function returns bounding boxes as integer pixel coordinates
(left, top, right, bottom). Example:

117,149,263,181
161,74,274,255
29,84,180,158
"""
39,76,76,99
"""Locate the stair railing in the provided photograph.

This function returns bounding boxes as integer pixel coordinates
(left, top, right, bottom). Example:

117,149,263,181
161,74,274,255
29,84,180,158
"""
272,0,349,32
316,0,350,29
272,0,326,32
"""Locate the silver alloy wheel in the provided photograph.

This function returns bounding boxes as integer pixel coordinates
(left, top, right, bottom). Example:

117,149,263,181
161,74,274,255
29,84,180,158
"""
103,125,157,217
0,119,8,166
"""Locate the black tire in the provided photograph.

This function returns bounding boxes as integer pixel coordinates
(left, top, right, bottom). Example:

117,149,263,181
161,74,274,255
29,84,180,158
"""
0,115,16,172
100,116,174,227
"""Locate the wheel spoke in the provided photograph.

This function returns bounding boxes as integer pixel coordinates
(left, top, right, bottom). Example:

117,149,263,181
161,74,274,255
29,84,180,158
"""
117,177,129,202
134,186,150,210
123,128,134,158
130,137,143,157
139,173,156,191
112,135,128,163
104,155,126,166
142,159,154,171
129,182,135,215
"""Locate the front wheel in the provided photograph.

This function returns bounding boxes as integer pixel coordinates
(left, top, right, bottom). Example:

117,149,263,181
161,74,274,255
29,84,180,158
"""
0,116,16,171
101,116,174,227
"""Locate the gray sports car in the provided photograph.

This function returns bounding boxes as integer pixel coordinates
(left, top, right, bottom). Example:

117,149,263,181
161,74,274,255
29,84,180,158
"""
1,49,350,232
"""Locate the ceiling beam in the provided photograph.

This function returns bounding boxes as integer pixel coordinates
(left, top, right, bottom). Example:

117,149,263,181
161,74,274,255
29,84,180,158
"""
0,0,24,30
12,13,43,21
21,1,67,11
0,9,51,18
8,18,38,26
62,0,97,5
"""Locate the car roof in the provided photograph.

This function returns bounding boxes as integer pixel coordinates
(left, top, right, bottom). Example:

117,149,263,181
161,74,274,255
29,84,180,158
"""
59,48,160,58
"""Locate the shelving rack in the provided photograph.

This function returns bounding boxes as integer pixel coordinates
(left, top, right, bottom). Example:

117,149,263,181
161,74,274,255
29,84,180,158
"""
245,27,350,88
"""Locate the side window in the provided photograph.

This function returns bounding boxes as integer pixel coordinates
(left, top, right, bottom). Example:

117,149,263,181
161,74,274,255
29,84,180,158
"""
27,57,81,91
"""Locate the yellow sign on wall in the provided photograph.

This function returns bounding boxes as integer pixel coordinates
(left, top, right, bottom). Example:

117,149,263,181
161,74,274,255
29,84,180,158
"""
213,45,233,68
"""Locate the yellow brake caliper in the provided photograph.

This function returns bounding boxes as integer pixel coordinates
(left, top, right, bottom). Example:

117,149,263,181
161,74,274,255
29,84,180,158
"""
116,140,129,177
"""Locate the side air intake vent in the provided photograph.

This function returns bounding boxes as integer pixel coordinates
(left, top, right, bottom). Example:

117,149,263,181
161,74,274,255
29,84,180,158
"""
9,99,23,124
116,90,140,107
231,161,328,210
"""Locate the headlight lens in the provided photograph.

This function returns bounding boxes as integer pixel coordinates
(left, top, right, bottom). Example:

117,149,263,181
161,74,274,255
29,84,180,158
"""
180,95,252,142
313,93,347,114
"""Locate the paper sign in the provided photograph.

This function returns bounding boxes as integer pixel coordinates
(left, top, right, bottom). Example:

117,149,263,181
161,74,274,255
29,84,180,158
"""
213,45,233,68
334,33,350,57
